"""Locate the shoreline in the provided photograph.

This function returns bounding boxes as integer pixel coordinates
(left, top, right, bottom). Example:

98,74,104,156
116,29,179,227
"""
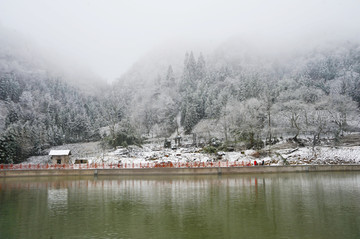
1,164,360,177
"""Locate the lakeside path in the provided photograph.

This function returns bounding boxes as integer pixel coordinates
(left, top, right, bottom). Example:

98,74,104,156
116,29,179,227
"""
1,165,360,177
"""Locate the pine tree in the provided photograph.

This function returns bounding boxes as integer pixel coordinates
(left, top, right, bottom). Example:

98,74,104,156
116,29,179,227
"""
181,51,197,92
165,65,175,87
0,134,21,164
196,53,207,82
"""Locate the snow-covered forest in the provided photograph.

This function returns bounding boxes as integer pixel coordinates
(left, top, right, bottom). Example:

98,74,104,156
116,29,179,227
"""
1,24,360,164
109,41,360,148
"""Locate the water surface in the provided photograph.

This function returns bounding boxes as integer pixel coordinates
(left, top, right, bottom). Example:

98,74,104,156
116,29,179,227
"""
0,172,359,239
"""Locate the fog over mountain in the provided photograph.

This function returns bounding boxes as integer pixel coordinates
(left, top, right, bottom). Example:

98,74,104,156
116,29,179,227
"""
1,0,360,82
0,25,106,94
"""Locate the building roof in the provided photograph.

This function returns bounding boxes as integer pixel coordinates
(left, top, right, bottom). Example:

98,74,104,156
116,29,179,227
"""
49,150,71,156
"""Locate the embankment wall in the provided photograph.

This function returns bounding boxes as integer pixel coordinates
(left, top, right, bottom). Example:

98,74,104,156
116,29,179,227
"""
1,165,360,177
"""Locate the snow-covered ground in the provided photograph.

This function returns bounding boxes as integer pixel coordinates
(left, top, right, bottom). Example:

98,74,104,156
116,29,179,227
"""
281,146,360,165
25,141,360,166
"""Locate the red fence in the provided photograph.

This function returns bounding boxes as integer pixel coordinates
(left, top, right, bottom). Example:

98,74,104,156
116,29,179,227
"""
0,161,255,170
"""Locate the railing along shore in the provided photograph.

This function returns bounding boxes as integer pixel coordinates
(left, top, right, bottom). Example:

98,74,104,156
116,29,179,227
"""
0,161,255,170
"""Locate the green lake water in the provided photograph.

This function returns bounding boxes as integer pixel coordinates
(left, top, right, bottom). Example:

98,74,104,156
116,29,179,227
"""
0,172,359,239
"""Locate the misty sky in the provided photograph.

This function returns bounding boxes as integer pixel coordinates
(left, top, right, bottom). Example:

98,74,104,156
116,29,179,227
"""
1,0,360,82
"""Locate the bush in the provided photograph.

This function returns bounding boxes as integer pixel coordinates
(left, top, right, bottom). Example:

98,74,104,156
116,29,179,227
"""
236,132,264,149
203,146,217,154
102,131,142,149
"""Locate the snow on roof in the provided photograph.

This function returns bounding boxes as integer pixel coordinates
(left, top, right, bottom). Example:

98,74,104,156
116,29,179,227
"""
49,150,71,156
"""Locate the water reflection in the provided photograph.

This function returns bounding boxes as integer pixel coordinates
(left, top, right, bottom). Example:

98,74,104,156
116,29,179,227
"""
48,188,68,211
1,173,360,239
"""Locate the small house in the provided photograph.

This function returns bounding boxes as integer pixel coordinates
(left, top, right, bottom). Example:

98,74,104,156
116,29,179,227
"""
49,150,71,164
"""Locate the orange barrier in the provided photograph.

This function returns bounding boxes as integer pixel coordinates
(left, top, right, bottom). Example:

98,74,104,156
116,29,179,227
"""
0,160,256,171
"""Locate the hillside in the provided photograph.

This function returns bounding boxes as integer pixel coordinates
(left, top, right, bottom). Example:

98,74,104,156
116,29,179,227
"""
0,26,109,164
111,38,360,149
2,29,360,164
